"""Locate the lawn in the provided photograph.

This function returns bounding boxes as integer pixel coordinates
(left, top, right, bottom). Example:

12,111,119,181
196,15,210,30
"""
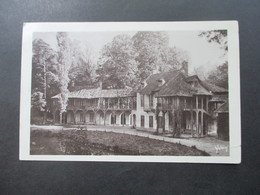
30,129,209,156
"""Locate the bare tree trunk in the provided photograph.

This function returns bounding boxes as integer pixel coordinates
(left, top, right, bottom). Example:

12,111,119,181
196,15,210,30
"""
59,112,62,124
43,60,47,124
43,112,47,125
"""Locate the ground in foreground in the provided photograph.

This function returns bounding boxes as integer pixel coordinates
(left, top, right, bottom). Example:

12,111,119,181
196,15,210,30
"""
30,130,209,156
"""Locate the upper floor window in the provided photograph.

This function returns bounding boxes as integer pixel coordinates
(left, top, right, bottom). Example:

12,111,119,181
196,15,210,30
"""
149,95,153,107
80,99,84,106
70,99,74,106
141,95,144,107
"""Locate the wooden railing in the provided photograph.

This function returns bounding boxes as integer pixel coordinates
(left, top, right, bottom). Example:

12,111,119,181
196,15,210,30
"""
65,102,136,111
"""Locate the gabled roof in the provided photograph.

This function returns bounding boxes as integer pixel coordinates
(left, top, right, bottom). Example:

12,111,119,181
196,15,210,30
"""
215,102,229,113
186,75,200,82
52,88,135,99
155,73,212,97
200,81,228,93
155,73,196,97
139,71,179,95
209,94,228,102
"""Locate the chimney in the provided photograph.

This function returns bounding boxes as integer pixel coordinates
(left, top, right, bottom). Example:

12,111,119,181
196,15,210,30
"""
99,80,103,89
181,61,188,76
152,65,160,74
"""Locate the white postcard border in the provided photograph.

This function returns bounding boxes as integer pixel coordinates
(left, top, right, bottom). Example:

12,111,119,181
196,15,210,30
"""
20,21,241,163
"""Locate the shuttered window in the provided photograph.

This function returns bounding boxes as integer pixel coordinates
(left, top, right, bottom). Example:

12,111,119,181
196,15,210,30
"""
141,115,145,127
149,116,153,128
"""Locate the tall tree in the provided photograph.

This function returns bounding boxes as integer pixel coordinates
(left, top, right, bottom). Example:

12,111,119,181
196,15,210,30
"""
132,32,189,81
97,34,138,89
56,32,73,123
199,30,228,88
207,62,228,89
32,39,57,123
68,44,96,91
132,31,169,80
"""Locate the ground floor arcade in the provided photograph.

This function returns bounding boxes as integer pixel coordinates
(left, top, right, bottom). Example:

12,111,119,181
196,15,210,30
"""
53,108,217,137
133,109,214,137
53,109,134,127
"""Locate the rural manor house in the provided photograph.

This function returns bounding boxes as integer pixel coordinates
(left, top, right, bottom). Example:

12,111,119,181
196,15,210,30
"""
51,70,229,140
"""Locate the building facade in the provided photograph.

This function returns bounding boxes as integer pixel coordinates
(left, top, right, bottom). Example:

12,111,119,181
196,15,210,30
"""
52,88,137,127
52,70,228,138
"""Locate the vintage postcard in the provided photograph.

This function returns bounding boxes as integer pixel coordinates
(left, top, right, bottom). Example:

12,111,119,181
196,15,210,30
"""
20,21,241,163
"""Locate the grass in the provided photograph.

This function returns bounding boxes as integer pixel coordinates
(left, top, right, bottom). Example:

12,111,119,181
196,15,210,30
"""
30,129,209,156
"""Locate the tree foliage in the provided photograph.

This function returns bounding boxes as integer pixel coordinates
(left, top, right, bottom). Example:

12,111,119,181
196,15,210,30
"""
207,62,228,89
97,32,189,89
97,34,138,89
199,30,228,89
68,44,96,91
31,92,46,111
56,32,73,116
199,30,228,52
32,39,58,114
32,31,192,123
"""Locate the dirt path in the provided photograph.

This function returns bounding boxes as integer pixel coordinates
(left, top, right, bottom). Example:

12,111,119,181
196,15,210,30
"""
31,125,229,156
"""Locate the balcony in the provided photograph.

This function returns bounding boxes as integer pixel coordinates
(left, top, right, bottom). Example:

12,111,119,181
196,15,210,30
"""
144,105,156,112
65,102,136,111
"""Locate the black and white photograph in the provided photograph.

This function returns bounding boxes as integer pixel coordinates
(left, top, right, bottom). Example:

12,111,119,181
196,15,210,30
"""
20,22,240,163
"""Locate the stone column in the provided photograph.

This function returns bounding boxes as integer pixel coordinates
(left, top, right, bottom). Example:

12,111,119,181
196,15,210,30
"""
206,97,209,112
196,96,199,135
162,111,166,132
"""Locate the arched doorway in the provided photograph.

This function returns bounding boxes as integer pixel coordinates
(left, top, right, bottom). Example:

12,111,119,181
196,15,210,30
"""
62,112,67,124
75,110,84,124
86,110,95,124
110,113,116,125
120,113,126,126
67,110,75,124
55,110,60,124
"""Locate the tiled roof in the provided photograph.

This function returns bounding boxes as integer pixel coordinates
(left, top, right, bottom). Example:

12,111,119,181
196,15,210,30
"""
155,73,196,97
209,94,228,102
215,102,229,113
186,75,199,82
52,88,135,99
200,81,228,93
139,71,180,95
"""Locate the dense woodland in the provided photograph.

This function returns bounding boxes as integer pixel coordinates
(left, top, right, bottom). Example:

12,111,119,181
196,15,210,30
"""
31,31,228,122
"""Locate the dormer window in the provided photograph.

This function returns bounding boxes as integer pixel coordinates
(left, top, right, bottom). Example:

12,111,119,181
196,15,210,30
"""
141,81,147,87
191,81,198,87
157,79,165,87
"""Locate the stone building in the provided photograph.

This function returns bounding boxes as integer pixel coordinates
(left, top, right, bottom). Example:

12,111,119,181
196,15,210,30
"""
51,70,228,138
52,87,136,126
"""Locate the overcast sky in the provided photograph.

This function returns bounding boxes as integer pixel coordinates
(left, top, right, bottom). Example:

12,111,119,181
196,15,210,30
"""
34,31,227,74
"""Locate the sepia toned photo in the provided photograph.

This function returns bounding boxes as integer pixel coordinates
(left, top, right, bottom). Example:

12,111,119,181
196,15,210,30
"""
20,22,241,163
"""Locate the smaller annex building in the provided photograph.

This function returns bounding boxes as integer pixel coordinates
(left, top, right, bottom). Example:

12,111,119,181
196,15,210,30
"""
52,87,137,127
51,70,228,139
